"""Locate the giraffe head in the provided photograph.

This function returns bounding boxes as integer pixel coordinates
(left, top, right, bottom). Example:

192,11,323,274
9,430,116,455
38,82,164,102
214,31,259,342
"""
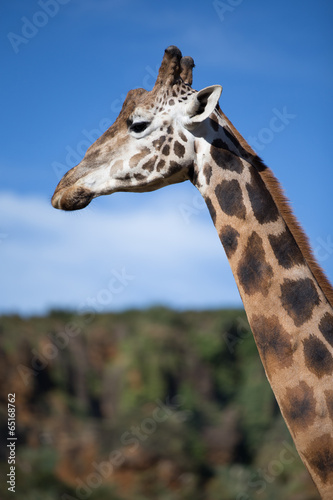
51,46,222,210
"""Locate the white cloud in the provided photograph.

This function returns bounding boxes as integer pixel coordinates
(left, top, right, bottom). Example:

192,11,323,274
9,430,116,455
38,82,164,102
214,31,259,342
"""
0,189,241,316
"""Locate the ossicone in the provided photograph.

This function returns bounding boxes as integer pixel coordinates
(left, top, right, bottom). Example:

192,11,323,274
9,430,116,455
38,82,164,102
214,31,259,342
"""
154,45,183,87
180,56,195,86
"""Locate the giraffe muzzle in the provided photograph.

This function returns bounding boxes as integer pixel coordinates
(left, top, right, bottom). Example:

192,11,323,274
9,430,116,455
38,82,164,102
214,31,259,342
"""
51,185,94,211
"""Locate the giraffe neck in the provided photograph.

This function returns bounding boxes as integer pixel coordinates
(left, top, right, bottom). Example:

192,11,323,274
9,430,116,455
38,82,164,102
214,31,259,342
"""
191,109,333,498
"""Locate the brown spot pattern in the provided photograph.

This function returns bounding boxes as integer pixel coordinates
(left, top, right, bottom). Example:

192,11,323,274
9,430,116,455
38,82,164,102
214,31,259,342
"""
162,144,170,156
111,160,123,172
205,196,216,224
153,136,166,150
325,390,333,421
210,140,244,173
174,141,185,158
129,147,151,168
215,179,246,220
142,156,156,172
187,164,198,186
319,312,333,347
156,159,165,172
133,173,146,181
168,161,182,176
179,131,187,142
303,335,333,378
280,381,316,433
268,227,304,269
237,232,273,296
220,225,240,259
305,434,333,484
209,117,219,132
203,164,212,185
246,169,279,224
280,278,320,327
211,138,228,150
251,314,293,375
223,127,251,160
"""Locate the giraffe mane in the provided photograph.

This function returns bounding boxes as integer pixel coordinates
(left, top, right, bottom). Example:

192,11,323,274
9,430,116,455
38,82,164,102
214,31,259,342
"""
219,109,333,307
257,165,333,308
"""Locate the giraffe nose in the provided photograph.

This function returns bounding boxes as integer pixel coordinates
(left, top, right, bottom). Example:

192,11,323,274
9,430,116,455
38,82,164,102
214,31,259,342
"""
51,185,93,211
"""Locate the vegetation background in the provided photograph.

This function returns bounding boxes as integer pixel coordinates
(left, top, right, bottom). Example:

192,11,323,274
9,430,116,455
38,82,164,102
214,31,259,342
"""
0,308,319,499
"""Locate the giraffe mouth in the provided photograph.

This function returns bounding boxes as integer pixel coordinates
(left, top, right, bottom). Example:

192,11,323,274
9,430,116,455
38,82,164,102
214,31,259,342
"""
51,186,94,211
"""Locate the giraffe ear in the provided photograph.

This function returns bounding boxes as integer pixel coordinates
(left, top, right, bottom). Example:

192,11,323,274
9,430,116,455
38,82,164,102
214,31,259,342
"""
183,85,222,130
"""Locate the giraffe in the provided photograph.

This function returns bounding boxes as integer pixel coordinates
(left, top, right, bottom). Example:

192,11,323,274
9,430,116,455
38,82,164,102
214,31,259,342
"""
52,46,333,498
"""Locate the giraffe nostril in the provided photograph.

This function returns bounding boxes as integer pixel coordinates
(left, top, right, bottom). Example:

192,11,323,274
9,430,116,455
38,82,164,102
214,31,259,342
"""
51,186,93,211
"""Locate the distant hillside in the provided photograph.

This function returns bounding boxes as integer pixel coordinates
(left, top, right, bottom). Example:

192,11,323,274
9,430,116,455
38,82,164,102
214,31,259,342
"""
0,308,318,499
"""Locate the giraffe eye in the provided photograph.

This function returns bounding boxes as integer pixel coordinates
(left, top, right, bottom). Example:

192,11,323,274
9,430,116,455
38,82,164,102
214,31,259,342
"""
129,121,150,134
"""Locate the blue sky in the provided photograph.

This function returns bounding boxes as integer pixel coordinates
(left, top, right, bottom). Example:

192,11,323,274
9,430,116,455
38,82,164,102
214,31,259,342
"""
1,0,332,315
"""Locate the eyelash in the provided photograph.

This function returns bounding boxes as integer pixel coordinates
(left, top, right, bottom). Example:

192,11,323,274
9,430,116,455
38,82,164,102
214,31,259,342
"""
129,121,150,134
